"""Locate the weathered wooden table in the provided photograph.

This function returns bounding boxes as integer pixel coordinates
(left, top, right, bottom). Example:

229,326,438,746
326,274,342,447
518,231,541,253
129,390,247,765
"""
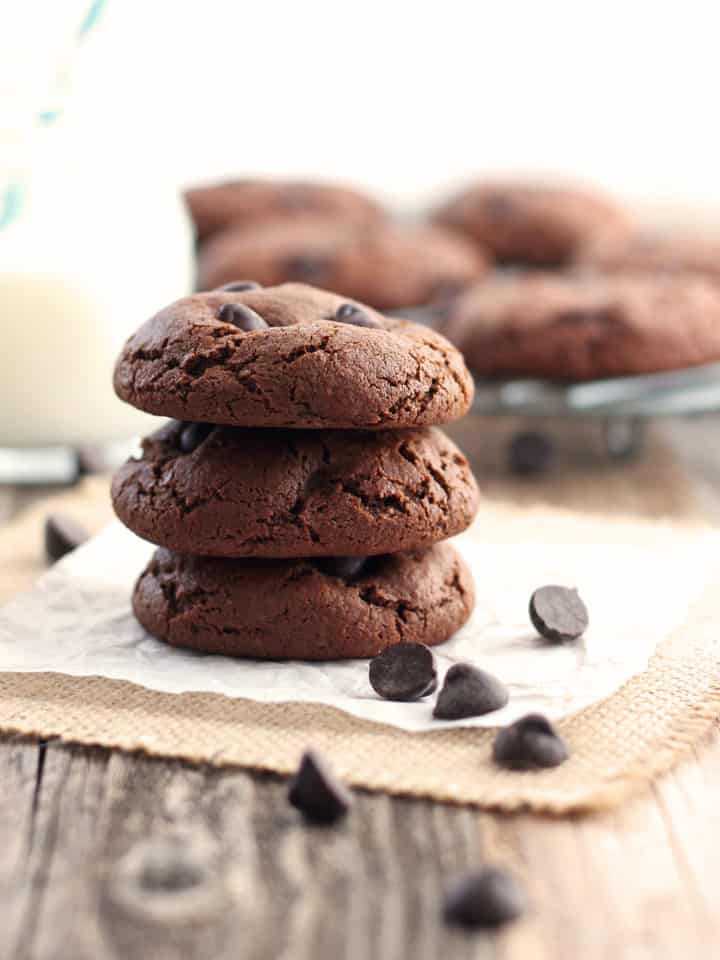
2,419,720,960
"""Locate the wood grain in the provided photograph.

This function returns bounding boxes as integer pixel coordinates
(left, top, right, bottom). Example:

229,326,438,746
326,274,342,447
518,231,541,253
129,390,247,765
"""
2,417,720,958
1,730,720,960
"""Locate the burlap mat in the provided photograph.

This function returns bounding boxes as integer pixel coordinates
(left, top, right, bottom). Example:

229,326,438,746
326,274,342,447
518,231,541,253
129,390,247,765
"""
1,422,719,813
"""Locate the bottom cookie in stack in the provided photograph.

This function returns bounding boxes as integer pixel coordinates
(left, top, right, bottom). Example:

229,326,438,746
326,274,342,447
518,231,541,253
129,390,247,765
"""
133,543,474,660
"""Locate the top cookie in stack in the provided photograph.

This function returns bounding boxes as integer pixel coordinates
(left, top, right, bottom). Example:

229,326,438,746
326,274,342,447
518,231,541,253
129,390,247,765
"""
112,282,479,660
114,282,472,429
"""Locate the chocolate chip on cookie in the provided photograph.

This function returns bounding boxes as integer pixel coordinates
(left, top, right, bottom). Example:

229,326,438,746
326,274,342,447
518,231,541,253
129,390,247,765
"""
178,422,213,454
529,585,588,643
433,663,508,720
369,642,438,701
216,280,262,292
114,284,474,429
493,714,568,770
317,556,367,580
216,302,268,331
288,750,352,824
334,302,380,328
112,425,479,558
132,543,474,659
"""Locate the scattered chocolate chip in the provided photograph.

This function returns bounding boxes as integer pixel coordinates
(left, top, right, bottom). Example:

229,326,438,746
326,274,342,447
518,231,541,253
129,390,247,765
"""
492,713,568,770
529,585,588,643
444,867,525,929
216,302,268,331
317,556,367,580
179,422,213,454
369,643,438,701
44,513,90,563
334,302,381,328
288,750,352,824
216,280,262,292
283,255,333,282
433,663,509,720
508,431,553,476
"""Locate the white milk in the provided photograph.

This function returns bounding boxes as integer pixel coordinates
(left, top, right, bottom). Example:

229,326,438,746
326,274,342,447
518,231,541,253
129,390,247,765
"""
0,2,195,447
0,129,195,447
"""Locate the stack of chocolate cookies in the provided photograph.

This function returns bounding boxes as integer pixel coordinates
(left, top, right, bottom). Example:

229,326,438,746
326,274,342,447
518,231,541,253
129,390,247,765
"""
111,282,479,660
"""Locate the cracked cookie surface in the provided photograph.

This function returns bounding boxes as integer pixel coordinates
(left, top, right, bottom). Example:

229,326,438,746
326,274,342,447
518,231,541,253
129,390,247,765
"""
114,283,473,429
197,218,486,310
439,271,720,381
112,421,479,558
133,542,474,659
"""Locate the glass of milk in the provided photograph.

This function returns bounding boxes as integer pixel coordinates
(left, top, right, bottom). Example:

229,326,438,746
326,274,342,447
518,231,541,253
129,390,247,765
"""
0,2,195,477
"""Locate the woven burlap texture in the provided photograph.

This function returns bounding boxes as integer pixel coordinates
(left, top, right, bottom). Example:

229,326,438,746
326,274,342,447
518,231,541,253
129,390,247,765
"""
1,429,718,814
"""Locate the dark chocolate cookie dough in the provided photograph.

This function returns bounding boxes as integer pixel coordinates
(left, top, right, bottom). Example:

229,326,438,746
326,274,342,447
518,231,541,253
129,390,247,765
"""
185,178,384,243
439,271,720,381
434,181,628,267
114,283,473,429
133,542,474,659
112,421,480,558
197,218,487,310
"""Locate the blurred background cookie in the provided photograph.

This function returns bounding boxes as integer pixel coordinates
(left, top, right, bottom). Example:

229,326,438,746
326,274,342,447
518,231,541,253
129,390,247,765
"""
438,271,720,381
434,181,629,268
185,178,386,243
579,225,720,279
197,218,487,310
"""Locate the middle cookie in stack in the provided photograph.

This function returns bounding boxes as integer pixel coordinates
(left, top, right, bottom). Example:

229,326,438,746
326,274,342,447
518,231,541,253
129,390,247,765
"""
112,282,479,660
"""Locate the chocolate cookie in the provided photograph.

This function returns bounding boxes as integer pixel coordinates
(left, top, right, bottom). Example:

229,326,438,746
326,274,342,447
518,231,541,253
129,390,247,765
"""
185,178,384,243
112,421,480,558
434,181,628,267
580,225,720,279
197,218,487,310
114,283,473,429
132,542,474,660
439,271,720,381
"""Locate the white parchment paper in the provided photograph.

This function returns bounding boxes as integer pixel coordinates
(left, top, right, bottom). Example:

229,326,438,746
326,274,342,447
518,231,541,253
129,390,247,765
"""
0,522,709,731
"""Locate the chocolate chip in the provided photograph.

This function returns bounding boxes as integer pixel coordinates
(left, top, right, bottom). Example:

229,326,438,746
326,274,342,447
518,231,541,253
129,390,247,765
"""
317,556,367,580
216,302,268,331
44,513,90,563
444,867,525,929
216,280,262,292
179,422,213,454
492,713,568,770
288,750,352,824
369,643,438,701
283,255,332,282
508,431,552,476
433,663,509,720
529,585,588,643
334,302,381,328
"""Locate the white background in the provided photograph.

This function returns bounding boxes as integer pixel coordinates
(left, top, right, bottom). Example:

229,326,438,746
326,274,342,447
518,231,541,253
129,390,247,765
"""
38,0,720,215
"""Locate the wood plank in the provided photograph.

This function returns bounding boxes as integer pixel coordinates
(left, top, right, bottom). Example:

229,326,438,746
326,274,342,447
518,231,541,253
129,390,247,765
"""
4,732,720,959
